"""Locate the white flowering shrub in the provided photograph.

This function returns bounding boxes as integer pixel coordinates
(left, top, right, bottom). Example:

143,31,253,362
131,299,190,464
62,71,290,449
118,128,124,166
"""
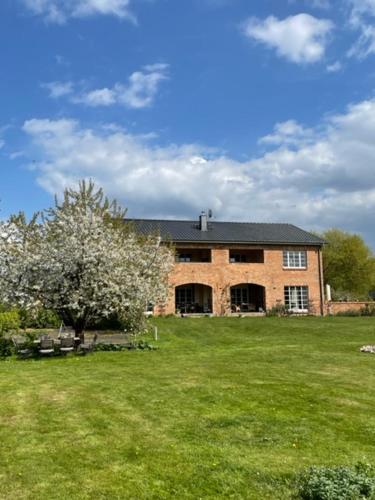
0,181,173,340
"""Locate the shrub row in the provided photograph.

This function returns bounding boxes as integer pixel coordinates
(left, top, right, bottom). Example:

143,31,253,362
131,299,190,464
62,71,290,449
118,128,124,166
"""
94,340,157,352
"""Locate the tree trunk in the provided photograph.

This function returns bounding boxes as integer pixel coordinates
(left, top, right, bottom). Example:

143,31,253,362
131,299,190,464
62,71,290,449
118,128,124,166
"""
74,319,86,343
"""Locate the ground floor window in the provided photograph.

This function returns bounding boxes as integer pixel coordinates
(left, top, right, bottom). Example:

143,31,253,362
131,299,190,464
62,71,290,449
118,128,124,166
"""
231,286,248,306
230,284,265,312
284,286,309,312
176,286,194,310
175,284,213,314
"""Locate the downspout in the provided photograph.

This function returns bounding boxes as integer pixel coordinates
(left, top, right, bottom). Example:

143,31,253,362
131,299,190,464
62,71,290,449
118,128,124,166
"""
318,247,324,316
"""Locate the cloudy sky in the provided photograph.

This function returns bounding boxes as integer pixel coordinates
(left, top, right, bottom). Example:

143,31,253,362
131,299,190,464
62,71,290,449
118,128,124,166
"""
1,0,375,246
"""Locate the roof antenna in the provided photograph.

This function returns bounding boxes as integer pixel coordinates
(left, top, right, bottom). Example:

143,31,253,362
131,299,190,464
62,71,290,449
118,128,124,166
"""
208,209,213,219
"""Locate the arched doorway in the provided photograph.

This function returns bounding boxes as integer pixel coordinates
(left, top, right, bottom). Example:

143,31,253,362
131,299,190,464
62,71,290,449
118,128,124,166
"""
175,284,213,314
230,283,265,313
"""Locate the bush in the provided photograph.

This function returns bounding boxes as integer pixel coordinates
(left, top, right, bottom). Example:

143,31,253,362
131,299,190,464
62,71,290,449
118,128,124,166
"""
360,305,375,317
0,337,13,358
19,308,60,329
121,307,149,335
94,341,157,352
0,311,20,334
87,310,150,333
266,304,290,317
297,462,375,500
86,314,124,331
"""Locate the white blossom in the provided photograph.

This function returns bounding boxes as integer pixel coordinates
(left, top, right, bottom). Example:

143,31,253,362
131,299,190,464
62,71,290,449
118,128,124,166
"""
0,181,173,339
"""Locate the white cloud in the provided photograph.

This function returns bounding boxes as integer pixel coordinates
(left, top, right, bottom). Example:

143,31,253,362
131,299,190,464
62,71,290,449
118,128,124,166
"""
22,98,375,247
76,88,117,106
259,120,315,146
348,25,375,59
326,60,342,72
21,0,134,24
348,0,375,58
44,64,169,109
349,0,375,23
242,13,334,64
41,81,74,98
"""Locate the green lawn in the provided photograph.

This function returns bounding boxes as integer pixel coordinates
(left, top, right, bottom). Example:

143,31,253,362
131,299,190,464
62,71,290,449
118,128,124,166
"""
1,317,375,499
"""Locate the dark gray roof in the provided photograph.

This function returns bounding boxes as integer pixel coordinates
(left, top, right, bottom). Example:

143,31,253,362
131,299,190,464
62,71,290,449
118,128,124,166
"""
129,218,325,246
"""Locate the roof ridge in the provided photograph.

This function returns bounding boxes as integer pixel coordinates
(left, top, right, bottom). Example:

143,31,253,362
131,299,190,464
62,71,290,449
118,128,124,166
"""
127,218,296,226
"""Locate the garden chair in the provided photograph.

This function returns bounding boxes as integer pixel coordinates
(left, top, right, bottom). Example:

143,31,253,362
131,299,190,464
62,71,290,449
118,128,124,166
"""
12,337,33,359
39,338,54,356
59,336,74,354
78,333,98,355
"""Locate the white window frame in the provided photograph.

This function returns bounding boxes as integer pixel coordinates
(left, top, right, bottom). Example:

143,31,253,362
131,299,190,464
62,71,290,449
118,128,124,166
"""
284,286,309,312
283,250,307,269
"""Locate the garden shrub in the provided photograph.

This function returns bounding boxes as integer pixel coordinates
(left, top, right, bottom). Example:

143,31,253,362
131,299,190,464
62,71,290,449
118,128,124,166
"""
0,337,13,358
87,309,150,333
0,310,20,334
86,314,124,331
266,304,289,317
94,341,156,352
297,462,375,500
360,305,375,317
121,307,150,335
19,308,60,329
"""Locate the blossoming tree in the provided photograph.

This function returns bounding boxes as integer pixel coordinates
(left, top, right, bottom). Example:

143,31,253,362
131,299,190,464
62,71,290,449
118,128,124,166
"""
0,181,173,341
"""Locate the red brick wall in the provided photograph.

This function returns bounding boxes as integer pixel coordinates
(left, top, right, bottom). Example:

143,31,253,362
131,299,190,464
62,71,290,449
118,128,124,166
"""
157,244,324,316
326,302,372,315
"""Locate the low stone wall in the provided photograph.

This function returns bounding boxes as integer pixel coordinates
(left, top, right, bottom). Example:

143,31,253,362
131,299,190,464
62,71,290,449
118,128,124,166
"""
326,301,373,315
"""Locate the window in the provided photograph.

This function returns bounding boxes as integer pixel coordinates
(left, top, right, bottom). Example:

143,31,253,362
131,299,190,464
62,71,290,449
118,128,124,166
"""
229,249,264,263
175,249,211,263
284,286,309,311
176,286,194,308
231,286,249,306
283,250,307,269
177,253,192,262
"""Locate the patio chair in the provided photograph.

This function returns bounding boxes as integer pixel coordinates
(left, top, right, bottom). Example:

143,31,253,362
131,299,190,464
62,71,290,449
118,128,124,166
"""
78,333,98,355
39,338,54,356
59,336,74,354
12,337,33,359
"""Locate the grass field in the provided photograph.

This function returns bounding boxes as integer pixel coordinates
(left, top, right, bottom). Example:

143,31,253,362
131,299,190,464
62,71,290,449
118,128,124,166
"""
1,317,375,499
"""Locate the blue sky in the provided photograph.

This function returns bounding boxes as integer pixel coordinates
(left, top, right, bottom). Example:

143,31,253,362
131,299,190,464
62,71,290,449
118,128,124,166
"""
1,0,375,246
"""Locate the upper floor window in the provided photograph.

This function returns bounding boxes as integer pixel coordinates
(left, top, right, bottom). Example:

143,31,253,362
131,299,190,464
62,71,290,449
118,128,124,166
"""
177,253,192,262
229,249,264,264
284,286,309,312
283,250,307,269
175,248,211,263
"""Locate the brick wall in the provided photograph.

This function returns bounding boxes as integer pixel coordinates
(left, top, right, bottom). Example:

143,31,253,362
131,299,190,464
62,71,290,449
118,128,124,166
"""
156,244,324,316
326,302,372,315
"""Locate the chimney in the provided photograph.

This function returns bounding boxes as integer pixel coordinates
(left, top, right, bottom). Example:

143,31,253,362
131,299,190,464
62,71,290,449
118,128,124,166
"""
199,211,208,231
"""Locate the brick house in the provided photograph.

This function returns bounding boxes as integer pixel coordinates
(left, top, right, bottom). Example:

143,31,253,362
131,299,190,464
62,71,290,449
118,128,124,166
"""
132,213,325,316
